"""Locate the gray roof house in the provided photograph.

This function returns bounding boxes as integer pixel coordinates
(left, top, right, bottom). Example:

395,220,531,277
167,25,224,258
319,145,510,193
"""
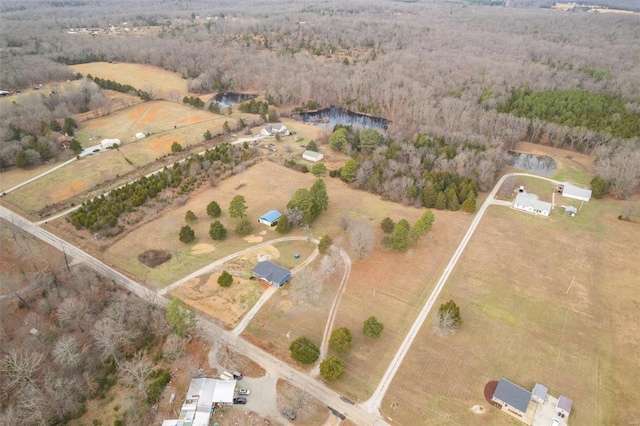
253,261,291,287
531,383,548,404
491,378,532,417
513,192,552,216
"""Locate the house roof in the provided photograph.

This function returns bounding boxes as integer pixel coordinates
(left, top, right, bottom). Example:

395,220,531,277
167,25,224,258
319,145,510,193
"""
532,383,548,400
562,183,592,201
253,261,290,285
260,210,282,223
162,378,236,426
514,192,552,212
303,150,323,159
493,378,531,413
557,395,573,413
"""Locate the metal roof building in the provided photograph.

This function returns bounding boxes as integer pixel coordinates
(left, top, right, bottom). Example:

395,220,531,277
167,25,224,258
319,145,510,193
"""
253,260,291,287
259,210,282,226
531,383,548,404
513,192,552,216
561,183,592,202
491,378,532,416
162,378,236,426
302,150,324,162
557,395,573,418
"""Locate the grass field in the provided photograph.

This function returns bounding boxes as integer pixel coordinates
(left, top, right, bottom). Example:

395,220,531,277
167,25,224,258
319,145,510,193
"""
71,62,190,99
381,197,640,425
1,101,254,214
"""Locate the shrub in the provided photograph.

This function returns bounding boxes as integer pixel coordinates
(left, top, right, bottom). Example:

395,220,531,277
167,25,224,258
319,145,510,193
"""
171,142,183,152
235,217,253,236
380,217,395,233
218,270,233,287
209,220,227,240
207,200,222,217
318,235,333,254
185,210,197,222
179,225,195,243
363,316,384,338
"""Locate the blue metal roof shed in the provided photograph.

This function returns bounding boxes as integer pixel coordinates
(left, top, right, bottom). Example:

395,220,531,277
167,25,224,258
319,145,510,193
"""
253,261,291,287
259,210,282,226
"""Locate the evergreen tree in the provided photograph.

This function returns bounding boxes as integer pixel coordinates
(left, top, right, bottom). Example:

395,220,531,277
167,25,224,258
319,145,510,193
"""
217,270,233,287
340,158,358,183
359,128,383,151
166,299,196,337
222,121,231,134
310,178,329,211
381,217,395,233
329,128,349,151
311,162,327,177
203,130,213,140
185,210,197,222
207,200,222,218
179,225,195,243
209,220,227,240
435,192,447,210
289,337,320,364
306,140,318,152
235,217,253,236
391,219,411,251
229,195,247,218
445,186,460,211
423,183,437,208
590,176,606,198
460,193,477,213
318,235,333,254
171,142,183,152
363,316,384,338
69,139,83,155
276,215,292,234
329,327,352,354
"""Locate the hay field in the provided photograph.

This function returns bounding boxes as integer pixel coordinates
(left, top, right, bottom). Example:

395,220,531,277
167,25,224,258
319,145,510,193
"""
382,200,640,425
71,62,190,98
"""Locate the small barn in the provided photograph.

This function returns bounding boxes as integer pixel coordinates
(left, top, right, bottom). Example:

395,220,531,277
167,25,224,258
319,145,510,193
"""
259,210,282,226
302,150,324,162
556,395,573,418
513,192,552,216
561,184,592,202
491,378,532,418
531,383,548,404
253,261,291,287
101,138,121,149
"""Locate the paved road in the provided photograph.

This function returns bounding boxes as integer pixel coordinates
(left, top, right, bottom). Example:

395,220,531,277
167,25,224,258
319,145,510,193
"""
362,172,558,415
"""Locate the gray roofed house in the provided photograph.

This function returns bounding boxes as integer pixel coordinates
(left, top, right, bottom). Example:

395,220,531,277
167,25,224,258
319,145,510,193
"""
557,395,573,417
561,183,592,202
513,192,552,216
531,383,548,404
253,260,291,287
491,378,532,417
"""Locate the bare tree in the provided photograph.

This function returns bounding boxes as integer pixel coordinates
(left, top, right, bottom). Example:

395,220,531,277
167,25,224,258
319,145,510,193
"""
91,317,128,362
319,247,342,276
57,296,90,332
119,351,153,392
2,350,45,391
433,310,459,337
282,384,315,418
163,334,187,361
292,268,323,306
52,336,83,369
286,206,304,228
348,219,375,260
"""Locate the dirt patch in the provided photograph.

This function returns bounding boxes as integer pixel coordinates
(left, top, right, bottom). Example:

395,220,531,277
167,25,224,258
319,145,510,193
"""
138,249,172,267
148,134,185,154
52,180,87,201
244,234,263,243
191,243,216,255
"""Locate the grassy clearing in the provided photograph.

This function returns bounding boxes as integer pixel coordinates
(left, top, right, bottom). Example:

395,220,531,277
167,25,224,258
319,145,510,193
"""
71,62,190,98
382,199,640,425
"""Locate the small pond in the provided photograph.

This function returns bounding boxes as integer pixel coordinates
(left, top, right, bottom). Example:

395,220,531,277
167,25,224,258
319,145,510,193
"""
507,151,557,176
297,106,388,131
209,92,255,108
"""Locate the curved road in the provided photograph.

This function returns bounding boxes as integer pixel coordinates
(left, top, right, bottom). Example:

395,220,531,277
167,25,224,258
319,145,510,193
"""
362,172,559,415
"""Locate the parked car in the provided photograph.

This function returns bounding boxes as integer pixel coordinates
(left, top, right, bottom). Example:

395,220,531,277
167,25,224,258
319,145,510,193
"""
238,388,250,395
232,370,243,380
220,371,234,380
233,397,247,405
328,406,346,420
282,408,297,420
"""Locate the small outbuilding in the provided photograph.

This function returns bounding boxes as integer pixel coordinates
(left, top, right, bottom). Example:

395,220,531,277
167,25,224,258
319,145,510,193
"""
302,150,324,162
135,132,146,139
253,260,291,287
491,378,532,418
531,383,548,404
560,183,592,202
513,192,552,216
100,138,121,149
563,206,578,216
259,210,282,226
557,395,573,418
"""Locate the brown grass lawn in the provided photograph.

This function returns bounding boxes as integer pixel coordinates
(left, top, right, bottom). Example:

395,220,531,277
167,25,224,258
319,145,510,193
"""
382,199,640,425
0,160,67,193
71,62,190,99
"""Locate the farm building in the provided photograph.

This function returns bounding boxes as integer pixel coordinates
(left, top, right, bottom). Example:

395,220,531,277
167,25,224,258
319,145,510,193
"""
302,150,324,162
135,132,146,139
513,192,552,216
100,138,121,149
161,378,236,426
531,383,548,404
260,123,290,137
560,183,592,202
253,260,291,287
259,210,282,226
556,395,573,418
563,206,578,216
491,378,532,419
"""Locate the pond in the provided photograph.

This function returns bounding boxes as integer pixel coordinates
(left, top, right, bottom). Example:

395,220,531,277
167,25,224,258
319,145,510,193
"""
507,152,557,176
297,106,388,131
209,92,255,108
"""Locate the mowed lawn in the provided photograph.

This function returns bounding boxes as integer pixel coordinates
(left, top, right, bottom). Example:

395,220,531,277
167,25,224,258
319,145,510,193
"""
71,62,190,99
382,199,640,425
2,101,252,214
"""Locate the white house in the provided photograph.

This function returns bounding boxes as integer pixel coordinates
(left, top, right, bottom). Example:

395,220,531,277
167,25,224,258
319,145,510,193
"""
100,138,121,149
513,192,552,216
302,150,324,162
260,123,289,137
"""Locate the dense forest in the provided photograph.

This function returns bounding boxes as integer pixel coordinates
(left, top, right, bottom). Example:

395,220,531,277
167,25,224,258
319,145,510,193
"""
1,0,639,197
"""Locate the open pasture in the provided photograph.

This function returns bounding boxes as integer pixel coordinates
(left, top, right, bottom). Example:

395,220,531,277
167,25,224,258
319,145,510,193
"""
382,199,640,425
71,62,190,99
